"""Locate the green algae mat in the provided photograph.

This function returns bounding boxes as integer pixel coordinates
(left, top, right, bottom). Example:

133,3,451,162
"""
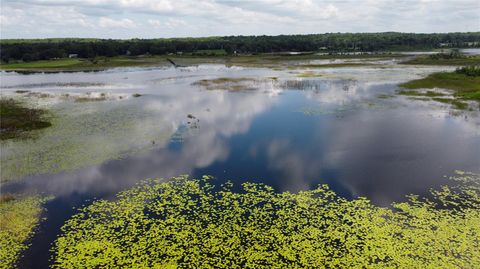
52,172,480,268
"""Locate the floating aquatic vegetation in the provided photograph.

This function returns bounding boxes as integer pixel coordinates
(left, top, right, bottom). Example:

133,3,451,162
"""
192,77,277,92
377,94,395,99
396,89,474,110
0,102,172,182
296,104,357,116
0,195,51,269
52,172,480,268
296,71,323,78
0,98,52,140
4,82,106,89
398,90,446,97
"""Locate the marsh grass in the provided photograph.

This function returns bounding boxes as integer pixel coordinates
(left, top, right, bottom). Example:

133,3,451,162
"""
0,99,52,140
431,97,469,110
295,63,374,69
399,71,480,109
402,55,480,65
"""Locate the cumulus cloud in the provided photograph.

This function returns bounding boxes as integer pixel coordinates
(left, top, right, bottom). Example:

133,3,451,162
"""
0,0,479,38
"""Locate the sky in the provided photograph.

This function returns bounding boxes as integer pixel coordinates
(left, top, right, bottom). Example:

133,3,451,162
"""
0,0,479,39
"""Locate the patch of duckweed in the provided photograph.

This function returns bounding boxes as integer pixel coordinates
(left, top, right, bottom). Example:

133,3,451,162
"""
52,172,480,268
0,195,52,269
0,102,172,182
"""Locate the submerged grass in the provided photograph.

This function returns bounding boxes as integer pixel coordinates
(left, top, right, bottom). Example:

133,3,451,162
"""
0,99,52,140
52,172,480,269
0,195,51,269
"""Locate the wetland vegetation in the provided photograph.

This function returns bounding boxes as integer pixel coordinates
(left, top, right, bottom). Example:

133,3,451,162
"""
1,36,480,269
0,99,52,140
399,66,480,103
52,172,479,268
0,195,51,269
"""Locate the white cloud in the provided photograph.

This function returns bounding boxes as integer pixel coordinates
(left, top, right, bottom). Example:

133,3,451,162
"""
148,18,186,28
99,17,136,28
0,0,479,38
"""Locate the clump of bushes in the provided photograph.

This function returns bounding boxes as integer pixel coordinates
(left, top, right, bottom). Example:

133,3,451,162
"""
429,49,465,60
455,65,480,77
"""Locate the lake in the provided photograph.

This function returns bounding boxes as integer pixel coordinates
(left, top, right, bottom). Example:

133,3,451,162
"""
1,61,479,268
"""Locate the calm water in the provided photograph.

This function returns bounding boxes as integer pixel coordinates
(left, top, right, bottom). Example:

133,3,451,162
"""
1,63,480,268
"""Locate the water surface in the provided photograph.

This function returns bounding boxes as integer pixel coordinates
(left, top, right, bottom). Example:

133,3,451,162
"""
1,62,479,268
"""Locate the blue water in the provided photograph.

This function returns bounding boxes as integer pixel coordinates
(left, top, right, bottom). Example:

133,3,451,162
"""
1,64,479,268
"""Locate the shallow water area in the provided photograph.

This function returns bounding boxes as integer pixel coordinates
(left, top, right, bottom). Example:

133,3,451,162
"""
1,60,480,268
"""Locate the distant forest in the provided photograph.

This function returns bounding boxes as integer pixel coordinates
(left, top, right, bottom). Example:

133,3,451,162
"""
1,32,480,62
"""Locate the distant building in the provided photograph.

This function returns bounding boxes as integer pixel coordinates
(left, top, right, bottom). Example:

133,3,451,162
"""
68,54,78,58
125,50,131,56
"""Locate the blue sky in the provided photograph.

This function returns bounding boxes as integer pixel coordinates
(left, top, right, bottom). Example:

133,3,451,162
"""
1,0,479,39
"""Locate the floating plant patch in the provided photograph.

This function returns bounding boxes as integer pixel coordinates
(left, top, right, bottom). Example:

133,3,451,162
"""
0,195,52,269
52,172,479,268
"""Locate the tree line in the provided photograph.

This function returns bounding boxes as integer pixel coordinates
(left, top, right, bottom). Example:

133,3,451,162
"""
1,32,479,62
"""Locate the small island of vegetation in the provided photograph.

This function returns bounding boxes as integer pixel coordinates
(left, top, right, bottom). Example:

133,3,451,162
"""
399,65,480,109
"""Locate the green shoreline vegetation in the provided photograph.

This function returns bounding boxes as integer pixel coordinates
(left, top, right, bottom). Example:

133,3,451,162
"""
0,195,51,269
0,54,400,72
0,57,168,72
402,51,480,66
399,66,480,109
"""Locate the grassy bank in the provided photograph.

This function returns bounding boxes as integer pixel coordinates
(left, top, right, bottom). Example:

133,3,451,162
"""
0,99,52,140
0,57,168,72
0,53,404,72
400,71,480,99
0,195,51,269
